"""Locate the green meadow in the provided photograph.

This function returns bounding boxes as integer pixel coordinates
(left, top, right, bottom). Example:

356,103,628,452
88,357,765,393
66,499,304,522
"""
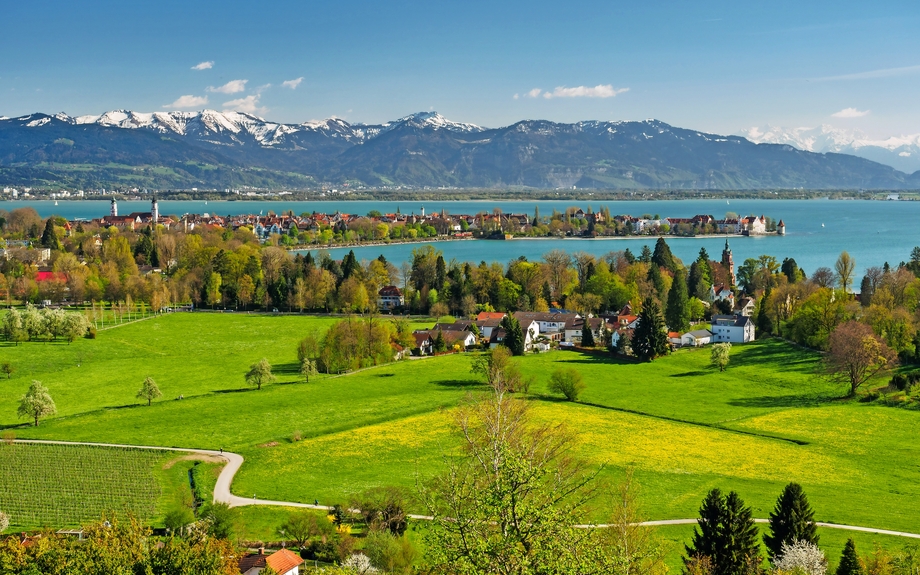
2,312,919,550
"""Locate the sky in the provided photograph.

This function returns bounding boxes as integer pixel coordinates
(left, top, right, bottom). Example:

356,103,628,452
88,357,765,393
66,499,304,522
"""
2,0,919,138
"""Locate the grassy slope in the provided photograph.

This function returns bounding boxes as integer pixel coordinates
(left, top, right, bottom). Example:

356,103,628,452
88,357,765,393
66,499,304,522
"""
3,313,919,539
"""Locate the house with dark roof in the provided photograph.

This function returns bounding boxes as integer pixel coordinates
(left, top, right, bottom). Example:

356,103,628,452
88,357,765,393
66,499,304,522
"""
377,285,404,310
711,315,755,343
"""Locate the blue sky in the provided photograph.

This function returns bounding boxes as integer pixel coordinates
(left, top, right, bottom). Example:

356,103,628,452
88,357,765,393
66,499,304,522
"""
2,0,919,137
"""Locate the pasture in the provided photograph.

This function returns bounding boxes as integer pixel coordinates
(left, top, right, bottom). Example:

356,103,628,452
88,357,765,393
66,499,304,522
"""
2,311,919,546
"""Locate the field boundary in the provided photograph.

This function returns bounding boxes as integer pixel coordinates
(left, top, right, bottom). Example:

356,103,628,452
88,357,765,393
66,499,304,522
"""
12,439,920,539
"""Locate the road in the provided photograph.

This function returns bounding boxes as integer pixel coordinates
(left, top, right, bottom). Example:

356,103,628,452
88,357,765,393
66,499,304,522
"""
15,439,920,539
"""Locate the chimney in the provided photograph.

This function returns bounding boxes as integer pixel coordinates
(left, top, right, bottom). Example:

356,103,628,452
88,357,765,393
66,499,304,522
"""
258,546,265,555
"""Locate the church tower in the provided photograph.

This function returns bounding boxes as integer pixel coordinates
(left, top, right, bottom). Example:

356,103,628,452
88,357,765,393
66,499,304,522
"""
110,197,118,217
151,195,159,223
722,239,735,286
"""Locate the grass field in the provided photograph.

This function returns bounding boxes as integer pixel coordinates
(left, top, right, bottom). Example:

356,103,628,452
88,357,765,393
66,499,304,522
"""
2,312,919,551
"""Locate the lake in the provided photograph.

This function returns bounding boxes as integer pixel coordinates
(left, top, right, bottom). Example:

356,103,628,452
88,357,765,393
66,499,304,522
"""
5,198,920,275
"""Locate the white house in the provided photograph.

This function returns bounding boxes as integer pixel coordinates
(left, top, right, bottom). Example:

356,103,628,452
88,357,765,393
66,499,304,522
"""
709,284,734,305
513,312,577,341
680,329,713,347
735,297,755,317
563,316,605,344
377,286,404,310
711,315,755,343
239,548,304,575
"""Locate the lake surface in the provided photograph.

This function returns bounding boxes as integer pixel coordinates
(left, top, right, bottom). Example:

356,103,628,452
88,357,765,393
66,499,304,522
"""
5,198,920,274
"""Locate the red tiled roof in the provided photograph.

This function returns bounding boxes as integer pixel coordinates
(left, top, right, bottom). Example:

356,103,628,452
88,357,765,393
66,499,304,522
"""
477,312,506,321
266,549,304,574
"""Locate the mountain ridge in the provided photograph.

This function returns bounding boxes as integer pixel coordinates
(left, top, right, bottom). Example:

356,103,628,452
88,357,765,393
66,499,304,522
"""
2,110,918,190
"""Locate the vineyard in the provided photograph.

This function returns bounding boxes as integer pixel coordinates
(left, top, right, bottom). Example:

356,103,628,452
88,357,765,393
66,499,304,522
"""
0,443,164,528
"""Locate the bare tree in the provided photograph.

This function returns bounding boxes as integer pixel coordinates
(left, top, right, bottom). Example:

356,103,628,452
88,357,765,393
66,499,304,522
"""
810,267,836,288
542,249,573,302
825,321,897,396
834,251,855,293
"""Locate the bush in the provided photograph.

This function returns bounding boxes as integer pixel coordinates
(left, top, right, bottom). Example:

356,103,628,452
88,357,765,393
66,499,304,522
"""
548,367,586,401
858,391,880,403
86,326,97,339
891,374,908,391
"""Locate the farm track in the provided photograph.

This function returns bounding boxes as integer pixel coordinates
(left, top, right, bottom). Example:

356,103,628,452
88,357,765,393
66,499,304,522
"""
15,439,920,539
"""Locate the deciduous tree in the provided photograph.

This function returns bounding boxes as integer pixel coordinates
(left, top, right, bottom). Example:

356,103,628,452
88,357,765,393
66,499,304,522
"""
245,358,277,390
710,343,731,372
825,321,897,396
835,251,856,293
136,376,162,406
17,380,57,426
548,367,586,401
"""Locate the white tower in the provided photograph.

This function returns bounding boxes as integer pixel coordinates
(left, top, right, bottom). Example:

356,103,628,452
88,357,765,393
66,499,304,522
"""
151,196,159,223
421,206,425,217
110,198,118,217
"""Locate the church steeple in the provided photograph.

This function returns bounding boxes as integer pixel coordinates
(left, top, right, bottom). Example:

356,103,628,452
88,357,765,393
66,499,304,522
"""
151,195,159,223
110,197,118,217
722,239,735,286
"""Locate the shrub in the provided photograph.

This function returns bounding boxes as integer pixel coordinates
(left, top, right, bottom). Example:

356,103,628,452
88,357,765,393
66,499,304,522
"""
548,367,586,401
890,374,908,391
774,541,827,575
86,326,97,339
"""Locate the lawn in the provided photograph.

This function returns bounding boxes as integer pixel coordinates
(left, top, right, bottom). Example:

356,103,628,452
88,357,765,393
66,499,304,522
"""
3,313,919,544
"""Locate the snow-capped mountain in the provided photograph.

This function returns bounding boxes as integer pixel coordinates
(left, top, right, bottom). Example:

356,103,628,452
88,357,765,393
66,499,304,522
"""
740,125,920,173
2,110,917,189
41,109,484,149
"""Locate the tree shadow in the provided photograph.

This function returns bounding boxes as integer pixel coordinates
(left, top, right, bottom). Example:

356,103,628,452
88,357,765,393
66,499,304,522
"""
212,387,254,394
431,379,486,389
728,393,843,409
272,361,301,376
670,370,709,378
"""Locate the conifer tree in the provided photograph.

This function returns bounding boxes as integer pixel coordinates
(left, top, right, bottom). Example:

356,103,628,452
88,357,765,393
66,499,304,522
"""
652,238,677,272
836,539,862,575
756,291,774,336
666,271,691,332
631,297,669,362
639,245,653,264
500,315,525,356
581,319,595,347
685,489,762,575
40,218,62,251
765,483,819,560
647,264,667,301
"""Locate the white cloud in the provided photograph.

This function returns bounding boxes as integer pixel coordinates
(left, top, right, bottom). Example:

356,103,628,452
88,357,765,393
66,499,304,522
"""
526,88,542,98
543,84,629,99
223,94,266,115
207,79,248,94
191,61,214,70
513,93,519,100
282,77,304,90
831,107,870,118
164,95,208,109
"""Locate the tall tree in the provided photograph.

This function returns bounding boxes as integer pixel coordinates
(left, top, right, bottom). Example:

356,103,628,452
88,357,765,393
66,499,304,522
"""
500,314,525,356
685,489,761,575
665,271,691,332
652,238,677,272
647,264,667,302
835,251,855,293
710,343,731,372
40,218,62,251
781,258,801,284
136,376,162,406
17,380,57,426
825,321,897,396
639,245,653,264
632,297,669,362
581,319,596,348
835,539,863,575
764,483,819,560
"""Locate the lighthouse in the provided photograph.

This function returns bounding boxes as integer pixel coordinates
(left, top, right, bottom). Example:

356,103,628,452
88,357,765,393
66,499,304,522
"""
777,219,786,235
110,198,118,217
151,196,159,223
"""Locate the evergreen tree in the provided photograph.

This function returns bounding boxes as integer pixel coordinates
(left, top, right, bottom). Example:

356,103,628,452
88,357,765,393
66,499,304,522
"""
433,329,447,353
652,238,677,272
40,218,61,251
781,258,801,283
647,264,667,302
666,271,691,332
859,275,874,307
341,250,360,280
631,297,669,362
500,315,525,356
685,489,762,575
435,255,447,291
581,319,596,347
639,245,653,264
688,261,710,301
624,248,636,264
836,539,862,575
764,483,819,560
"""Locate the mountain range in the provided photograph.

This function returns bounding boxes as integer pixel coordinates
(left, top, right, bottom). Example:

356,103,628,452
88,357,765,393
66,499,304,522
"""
739,125,920,173
1,110,918,190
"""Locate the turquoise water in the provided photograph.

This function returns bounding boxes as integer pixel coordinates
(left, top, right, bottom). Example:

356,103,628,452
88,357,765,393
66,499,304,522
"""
6,198,920,274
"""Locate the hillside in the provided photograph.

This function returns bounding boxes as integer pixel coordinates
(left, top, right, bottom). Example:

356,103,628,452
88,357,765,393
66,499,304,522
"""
1,111,918,190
